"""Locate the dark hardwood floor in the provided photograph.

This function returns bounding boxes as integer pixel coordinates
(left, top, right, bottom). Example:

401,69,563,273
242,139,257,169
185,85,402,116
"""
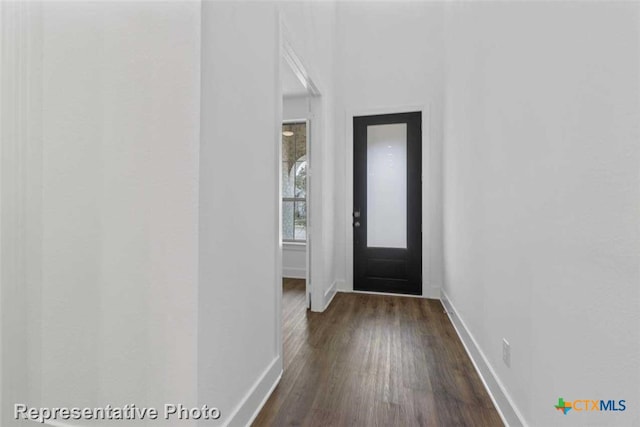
254,279,503,427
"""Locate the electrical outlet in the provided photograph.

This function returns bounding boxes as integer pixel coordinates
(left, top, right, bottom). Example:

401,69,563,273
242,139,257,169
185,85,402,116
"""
502,338,511,367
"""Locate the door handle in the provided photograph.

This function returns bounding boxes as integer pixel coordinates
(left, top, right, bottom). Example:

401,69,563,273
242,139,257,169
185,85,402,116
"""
353,210,360,218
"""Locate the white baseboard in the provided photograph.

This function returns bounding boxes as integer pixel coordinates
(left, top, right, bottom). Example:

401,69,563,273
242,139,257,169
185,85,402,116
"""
440,292,527,427
282,267,305,279
224,356,282,427
321,280,337,311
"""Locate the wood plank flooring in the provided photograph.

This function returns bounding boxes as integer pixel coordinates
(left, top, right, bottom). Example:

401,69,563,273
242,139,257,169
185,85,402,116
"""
254,279,503,427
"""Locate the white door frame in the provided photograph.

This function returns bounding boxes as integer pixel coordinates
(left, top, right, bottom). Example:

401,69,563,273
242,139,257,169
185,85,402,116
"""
344,104,435,298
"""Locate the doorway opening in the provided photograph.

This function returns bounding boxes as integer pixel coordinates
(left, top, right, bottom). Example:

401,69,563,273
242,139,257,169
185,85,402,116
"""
276,20,323,370
281,56,313,309
281,117,309,298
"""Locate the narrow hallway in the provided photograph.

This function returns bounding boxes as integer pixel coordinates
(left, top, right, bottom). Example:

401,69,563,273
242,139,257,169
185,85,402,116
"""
254,280,502,426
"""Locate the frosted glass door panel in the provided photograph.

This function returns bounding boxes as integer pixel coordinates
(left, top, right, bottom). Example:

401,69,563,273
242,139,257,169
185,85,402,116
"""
367,123,407,249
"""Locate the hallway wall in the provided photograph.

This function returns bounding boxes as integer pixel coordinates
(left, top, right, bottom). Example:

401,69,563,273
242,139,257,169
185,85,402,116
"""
200,3,282,423
3,2,335,425
1,2,201,425
41,0,201,416
443,2,640,425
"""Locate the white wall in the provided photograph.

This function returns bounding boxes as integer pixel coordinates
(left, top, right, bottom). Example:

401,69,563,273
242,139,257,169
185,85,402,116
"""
443,2,640,426
333,1,445,298
0,2,3,417
2,1,201,424
0,2,35,423
199,3,281,424
3,2,336,426
283,94,309,121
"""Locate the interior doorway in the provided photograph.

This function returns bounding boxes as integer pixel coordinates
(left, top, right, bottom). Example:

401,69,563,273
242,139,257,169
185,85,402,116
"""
277,25,321,319
281,116,310,307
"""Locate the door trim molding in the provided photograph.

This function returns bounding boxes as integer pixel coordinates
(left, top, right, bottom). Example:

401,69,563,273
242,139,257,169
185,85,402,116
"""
344,104,432,297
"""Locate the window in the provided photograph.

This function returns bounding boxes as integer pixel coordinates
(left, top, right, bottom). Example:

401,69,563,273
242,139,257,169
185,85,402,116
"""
282,121,307,242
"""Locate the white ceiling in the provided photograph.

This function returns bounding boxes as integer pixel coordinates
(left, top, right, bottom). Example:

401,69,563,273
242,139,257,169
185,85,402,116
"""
282,59,308,97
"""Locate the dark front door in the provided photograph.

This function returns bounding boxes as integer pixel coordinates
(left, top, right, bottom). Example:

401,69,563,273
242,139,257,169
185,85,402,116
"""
353,112,422,295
